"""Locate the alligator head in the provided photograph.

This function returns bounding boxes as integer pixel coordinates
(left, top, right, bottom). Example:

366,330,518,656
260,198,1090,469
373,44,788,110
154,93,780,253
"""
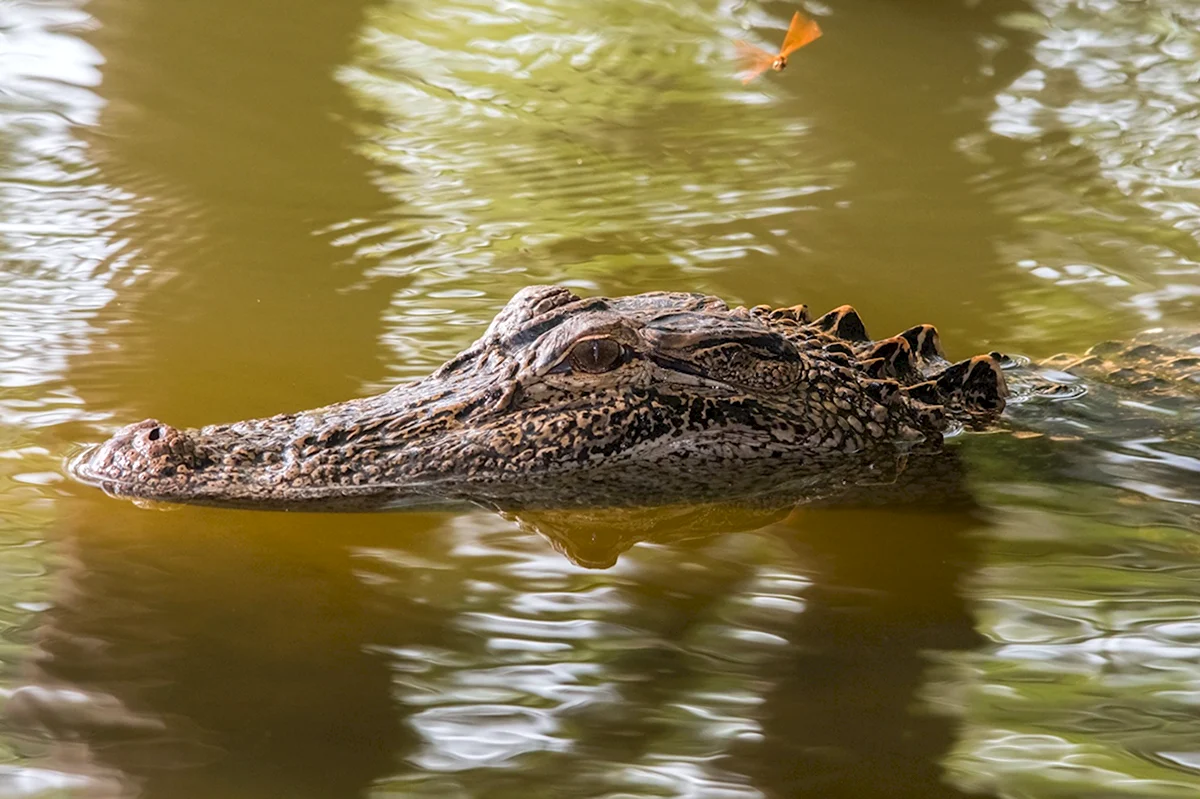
71,285,1007,510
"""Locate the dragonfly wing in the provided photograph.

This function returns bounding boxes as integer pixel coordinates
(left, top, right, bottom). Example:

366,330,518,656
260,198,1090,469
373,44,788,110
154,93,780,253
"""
734,40,775,83
735,40,774,69
779,10,822,57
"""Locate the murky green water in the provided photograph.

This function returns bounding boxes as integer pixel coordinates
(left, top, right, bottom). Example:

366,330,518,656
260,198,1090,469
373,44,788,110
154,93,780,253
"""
1,0,1199,796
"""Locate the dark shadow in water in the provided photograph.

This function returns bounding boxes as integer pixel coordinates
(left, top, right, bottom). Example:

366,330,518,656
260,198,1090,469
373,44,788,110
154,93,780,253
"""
4,507,442,799
740,507,983,799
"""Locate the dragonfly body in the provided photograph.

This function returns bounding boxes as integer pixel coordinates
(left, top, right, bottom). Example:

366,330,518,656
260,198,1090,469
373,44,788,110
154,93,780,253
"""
735,10,822,84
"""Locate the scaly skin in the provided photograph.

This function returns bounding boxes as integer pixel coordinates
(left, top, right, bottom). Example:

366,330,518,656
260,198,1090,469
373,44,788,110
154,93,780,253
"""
70,285,1009,510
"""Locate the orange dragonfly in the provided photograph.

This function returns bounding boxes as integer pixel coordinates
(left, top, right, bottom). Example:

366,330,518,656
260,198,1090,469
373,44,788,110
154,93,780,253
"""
735,10,822,85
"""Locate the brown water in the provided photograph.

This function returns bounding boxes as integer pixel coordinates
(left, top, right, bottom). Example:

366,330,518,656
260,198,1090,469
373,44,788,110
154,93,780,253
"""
1,0,1199,796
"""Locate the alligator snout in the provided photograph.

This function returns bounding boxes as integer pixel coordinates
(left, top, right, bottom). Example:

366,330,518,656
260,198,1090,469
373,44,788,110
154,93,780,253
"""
71,418,204,489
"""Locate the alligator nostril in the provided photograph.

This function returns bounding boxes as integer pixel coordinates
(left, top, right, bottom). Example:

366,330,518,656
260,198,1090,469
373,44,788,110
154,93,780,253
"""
147,427,162,442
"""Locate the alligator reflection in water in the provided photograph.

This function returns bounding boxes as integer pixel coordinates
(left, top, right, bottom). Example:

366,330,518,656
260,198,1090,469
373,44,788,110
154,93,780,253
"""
512,447,974,569
4,493,983,798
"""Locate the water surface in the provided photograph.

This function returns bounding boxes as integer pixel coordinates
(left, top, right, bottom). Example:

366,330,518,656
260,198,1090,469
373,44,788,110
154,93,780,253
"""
1,0,1199,797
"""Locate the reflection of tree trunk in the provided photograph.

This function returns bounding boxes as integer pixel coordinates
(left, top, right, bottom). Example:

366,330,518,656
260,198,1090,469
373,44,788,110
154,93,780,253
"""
5,505,437,799
44,2,410,785
75,0,396,422
740,506,984,799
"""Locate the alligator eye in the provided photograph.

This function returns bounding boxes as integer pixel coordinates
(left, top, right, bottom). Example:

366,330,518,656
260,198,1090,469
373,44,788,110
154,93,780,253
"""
568,338,624,374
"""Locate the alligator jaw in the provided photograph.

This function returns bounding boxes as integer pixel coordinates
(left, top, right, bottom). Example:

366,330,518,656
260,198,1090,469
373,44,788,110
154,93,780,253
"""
69,416,401,510
67,383,485,511
70,418,202,503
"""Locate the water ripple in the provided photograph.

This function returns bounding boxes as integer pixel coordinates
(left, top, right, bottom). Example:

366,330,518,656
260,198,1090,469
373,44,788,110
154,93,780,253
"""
357,510,811,796
338,0,841,373
0,1,138,788
0,1,129,439
938,500,1200,796
981,0,1200,331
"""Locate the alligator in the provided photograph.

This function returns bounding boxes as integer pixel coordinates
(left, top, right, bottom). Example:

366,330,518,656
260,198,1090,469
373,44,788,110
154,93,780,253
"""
69,285,1199,513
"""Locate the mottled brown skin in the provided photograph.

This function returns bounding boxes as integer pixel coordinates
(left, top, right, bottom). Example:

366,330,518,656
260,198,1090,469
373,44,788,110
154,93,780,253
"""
71,285,1010,510
1038,333,1200,398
